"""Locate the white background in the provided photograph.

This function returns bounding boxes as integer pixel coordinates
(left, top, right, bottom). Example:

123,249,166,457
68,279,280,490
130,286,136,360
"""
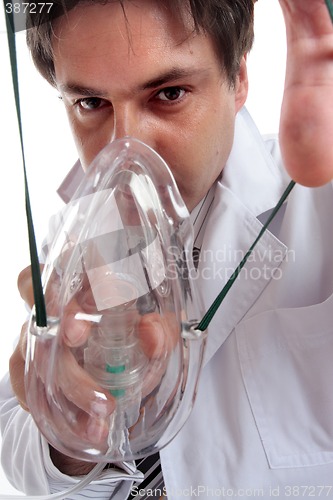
0,0,286,495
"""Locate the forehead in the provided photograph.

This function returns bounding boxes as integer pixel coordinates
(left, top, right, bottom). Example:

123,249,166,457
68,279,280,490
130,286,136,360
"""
53,0,194,55
52,0,219,89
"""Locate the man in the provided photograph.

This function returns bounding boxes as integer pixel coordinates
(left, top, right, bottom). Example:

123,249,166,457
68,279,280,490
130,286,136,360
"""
1,0,333,498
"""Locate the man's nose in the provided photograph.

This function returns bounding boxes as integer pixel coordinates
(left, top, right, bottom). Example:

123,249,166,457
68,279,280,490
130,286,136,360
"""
111,104,153,147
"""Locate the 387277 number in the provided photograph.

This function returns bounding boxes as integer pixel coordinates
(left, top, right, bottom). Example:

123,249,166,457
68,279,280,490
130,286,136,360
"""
5,2,54,14
284,485,333,497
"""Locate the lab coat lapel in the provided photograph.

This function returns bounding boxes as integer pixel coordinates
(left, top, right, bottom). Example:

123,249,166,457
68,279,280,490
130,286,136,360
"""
197,108,290,365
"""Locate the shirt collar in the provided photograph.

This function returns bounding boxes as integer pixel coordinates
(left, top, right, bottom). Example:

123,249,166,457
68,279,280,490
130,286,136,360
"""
190,183,217,250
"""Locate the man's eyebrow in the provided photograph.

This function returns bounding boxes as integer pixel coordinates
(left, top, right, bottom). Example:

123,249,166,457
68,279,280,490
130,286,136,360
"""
59,68,210,97
140,67,209,90
59,84,108,97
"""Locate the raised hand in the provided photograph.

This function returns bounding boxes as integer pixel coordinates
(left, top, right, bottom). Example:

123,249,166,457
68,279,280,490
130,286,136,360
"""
279,0,333,186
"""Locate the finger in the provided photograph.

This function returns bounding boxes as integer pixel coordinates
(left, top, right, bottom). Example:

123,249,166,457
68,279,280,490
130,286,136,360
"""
18,265,44,308
30,360,111,448
55,347,115,446
141,358,169,399
279,0,333,186
43,271,94,348
28,335,115,418
9,322,30,411
138,313,167,359
137,312,181,398
56,346,115,419
62,303,93,347
48,396,111,449
137,312,180,359
61,281,103,347
26,338,115,446
279,0,333,36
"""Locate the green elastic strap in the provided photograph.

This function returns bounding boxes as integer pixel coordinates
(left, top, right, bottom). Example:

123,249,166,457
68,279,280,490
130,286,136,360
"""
4,4,47,327
196,180,296,331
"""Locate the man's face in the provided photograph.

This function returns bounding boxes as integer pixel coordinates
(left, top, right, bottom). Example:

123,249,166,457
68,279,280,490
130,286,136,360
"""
53,0,248,211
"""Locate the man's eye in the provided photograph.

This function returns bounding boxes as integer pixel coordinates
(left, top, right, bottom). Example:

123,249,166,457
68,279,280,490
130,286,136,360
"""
156,87,186,102
76,97,108,110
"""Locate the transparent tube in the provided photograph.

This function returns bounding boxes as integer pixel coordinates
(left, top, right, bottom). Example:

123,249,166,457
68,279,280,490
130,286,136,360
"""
25,138,207,463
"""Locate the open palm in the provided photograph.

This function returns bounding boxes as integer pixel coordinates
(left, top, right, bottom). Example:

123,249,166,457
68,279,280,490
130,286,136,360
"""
279,0,333,186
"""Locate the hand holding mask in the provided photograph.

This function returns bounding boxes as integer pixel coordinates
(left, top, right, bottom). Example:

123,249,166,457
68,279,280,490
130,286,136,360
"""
25,138,207,463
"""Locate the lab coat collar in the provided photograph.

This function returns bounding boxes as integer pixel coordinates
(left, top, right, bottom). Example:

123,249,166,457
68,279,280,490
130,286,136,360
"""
223,107,291,217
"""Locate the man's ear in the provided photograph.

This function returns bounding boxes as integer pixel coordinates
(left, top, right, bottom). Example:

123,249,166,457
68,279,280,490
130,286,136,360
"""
235,55,249,112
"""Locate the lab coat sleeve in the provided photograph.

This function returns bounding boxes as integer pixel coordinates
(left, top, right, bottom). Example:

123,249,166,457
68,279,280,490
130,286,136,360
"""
0,371,50,494
0,372,138,498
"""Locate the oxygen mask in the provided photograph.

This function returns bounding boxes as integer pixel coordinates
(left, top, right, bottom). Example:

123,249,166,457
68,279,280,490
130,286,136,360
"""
25,138,207,463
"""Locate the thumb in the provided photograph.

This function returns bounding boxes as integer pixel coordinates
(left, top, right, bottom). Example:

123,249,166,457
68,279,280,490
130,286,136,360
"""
17,265,44,308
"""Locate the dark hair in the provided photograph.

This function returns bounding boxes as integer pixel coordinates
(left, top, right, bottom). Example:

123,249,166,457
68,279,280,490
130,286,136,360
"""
26,0,255,87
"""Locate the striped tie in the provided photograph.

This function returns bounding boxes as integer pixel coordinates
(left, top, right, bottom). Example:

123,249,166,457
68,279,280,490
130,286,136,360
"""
127,452,165,499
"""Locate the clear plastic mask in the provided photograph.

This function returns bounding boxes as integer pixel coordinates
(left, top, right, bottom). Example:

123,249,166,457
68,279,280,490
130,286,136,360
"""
25,138,207,463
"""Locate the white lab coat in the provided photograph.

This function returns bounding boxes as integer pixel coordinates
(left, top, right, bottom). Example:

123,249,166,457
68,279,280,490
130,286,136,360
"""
161,109,333,497
1,108,333,498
